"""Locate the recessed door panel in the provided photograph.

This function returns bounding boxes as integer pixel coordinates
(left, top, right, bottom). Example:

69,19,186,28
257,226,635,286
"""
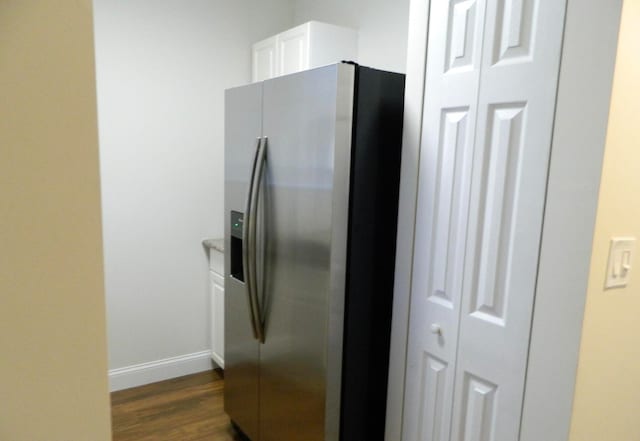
446,0,482,73
417,354,449,441
469,103,526,326
492,0,536,64
457,374,498,441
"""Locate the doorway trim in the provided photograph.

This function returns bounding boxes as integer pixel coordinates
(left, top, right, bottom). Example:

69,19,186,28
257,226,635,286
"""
384,0,431,439
519,0,622,439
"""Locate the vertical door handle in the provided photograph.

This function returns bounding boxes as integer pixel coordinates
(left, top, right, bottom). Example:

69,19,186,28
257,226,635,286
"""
249,137,268,343
243,137,262,340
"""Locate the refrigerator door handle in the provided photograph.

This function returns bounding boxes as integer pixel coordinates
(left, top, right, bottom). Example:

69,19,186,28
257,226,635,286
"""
249,137,268,343
243,137,262,340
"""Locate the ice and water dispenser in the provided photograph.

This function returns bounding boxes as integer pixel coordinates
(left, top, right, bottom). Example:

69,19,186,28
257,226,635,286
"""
230,210,244,282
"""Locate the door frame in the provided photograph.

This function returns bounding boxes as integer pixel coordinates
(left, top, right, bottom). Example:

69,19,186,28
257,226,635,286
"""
383,0,431,439
385,0,624,440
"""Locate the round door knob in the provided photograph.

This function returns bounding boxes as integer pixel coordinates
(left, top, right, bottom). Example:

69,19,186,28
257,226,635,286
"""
430,324,442,336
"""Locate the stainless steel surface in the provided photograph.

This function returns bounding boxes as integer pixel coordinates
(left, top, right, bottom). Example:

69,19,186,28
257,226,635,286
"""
243,137,262,340
258,64,355,441
250,137,268,343
324,65,355,441
226,64,357,441
224,82,262,441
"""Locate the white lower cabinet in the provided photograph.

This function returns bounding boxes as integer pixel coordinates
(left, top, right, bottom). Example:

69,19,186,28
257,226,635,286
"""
209,248,225,368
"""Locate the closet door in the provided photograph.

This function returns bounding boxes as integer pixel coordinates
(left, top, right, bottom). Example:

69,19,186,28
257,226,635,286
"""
450,1,567,440
403,0,568,440
402,1,487,440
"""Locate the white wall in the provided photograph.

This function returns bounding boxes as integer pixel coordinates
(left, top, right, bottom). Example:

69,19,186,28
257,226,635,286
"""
293,0,410,73
94,0,293,386
569,1,640,438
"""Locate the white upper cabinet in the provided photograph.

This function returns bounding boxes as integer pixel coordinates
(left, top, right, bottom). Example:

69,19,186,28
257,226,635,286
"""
252,36,277,83
252,21,358,82
277,25,309,77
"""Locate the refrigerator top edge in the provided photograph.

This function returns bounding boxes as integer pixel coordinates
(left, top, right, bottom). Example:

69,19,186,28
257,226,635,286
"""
224,62,403,94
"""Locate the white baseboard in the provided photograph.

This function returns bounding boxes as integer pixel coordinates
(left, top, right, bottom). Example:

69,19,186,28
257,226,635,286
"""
109,350,214,392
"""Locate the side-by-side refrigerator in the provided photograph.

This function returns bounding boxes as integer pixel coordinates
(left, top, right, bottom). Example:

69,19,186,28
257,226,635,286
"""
224,62,405,441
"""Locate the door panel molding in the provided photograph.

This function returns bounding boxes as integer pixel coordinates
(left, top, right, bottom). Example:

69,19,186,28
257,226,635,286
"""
417,354,449,441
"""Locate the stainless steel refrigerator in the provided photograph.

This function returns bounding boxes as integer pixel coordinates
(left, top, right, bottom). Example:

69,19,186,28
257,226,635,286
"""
224,62,405,441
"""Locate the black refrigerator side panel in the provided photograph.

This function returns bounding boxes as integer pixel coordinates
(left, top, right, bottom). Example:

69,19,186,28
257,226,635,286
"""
340,66,405,441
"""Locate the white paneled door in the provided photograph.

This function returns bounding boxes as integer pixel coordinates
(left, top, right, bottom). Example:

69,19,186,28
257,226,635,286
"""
402,0,486,440
403,0,567,440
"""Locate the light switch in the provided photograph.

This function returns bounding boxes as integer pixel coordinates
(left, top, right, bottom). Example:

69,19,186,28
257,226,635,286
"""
605,237,636,289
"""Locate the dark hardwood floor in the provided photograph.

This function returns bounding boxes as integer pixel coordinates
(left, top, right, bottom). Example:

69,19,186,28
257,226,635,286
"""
111,370,243,441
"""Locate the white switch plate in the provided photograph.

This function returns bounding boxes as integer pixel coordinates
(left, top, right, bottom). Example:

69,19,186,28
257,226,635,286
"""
605,237,636,289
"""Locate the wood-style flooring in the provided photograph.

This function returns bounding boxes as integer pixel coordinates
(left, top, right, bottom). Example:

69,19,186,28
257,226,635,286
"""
111,370,244,441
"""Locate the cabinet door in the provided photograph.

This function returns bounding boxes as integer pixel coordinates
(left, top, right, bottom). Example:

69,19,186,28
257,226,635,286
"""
210,271,225,368
253,36,277,82
276,24,309,77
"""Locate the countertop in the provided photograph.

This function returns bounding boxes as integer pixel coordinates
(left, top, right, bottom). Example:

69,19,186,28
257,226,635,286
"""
202,238,224,253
